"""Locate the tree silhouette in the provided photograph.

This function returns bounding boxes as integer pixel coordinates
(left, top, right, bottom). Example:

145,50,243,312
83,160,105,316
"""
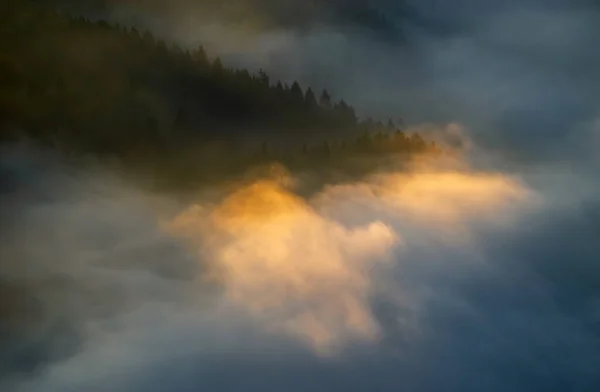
319,89,332,109
290,81,304,104
0,0,435,171
304,88,318,111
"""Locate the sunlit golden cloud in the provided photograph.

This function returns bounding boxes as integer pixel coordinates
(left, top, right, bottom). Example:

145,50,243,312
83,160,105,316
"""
316,159,534,243
167,152,535,354
169,179,397,354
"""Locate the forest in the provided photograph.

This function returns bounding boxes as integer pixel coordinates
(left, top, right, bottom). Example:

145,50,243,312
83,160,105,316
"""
1,0,438,188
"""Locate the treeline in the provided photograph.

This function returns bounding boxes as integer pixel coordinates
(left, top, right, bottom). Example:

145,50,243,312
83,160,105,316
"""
0,0,436,163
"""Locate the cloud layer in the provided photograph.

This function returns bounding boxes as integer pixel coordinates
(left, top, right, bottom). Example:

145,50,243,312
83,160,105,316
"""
6,142,588,392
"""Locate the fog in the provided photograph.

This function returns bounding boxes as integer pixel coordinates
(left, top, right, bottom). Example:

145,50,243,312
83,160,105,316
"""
2,0,600,390
2,124,600,391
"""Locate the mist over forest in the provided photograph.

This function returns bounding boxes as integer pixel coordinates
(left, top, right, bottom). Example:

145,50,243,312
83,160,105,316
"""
1,1,600,391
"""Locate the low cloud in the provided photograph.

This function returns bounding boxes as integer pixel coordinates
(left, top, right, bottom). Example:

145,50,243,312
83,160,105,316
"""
169,179,397,354
2,124,599,391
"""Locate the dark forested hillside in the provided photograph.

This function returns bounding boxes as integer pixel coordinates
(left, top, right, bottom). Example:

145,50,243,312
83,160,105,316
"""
1,0,436,187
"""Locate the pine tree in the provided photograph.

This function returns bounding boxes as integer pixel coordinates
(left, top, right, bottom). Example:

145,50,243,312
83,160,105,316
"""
192,45,209,67
290,81,303,104
212,57,224,74
304,88,318,110
319,89,332,108
387,118,395,130
257,69,269,86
